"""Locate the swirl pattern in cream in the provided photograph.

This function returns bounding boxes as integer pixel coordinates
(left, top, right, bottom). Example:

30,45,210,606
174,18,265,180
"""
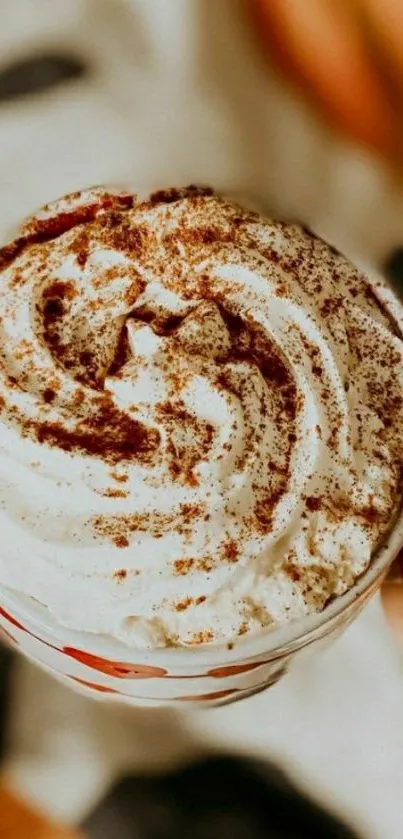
0,186,402,648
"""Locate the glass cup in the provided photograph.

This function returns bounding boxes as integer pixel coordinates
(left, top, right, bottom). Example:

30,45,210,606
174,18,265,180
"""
0,191,402,708
0,523,401,708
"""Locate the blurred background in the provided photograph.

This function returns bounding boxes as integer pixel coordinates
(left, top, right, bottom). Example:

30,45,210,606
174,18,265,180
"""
0,1,403,837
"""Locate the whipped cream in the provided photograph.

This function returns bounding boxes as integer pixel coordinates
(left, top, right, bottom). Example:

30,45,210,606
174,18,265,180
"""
0,186,402,649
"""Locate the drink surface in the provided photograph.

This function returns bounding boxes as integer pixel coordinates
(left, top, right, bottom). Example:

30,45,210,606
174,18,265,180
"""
0,186,401,649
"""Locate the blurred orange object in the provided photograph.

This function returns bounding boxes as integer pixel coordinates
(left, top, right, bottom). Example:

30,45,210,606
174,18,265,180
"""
0,782,82,839
381,551,403,642
249,0,401,162
382,581,403,640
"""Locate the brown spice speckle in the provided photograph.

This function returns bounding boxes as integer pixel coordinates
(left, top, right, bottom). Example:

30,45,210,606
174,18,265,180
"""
305,496,322,512
114,536,129,549
42,388,56,403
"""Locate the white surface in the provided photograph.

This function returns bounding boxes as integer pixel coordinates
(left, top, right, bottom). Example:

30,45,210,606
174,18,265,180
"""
0,2,403,838
4,599,403,839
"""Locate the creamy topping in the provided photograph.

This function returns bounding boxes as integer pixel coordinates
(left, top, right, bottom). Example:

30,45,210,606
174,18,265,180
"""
0,185,402,648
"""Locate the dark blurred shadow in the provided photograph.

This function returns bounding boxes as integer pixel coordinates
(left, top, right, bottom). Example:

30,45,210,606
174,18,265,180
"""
383,247,403,301
0,53,88,103
0,640,14,759
84,754,361,839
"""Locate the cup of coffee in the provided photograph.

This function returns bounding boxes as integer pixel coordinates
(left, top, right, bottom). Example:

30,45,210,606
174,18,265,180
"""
0,185,401,707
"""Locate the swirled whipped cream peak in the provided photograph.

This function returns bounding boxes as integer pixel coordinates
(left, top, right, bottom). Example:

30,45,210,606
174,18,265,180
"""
0,185,402,649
